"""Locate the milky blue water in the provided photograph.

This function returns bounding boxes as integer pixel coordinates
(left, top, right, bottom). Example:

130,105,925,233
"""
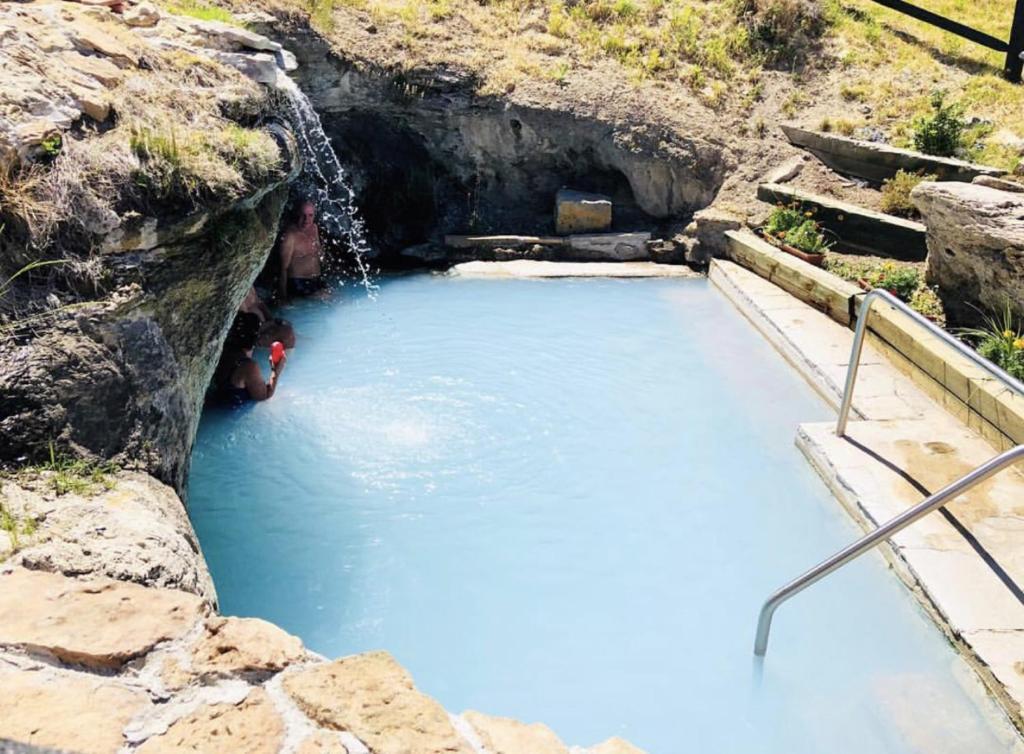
189,274,1019,753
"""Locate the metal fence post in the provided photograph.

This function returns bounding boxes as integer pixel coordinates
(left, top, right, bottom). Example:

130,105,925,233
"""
1007,0,1024,82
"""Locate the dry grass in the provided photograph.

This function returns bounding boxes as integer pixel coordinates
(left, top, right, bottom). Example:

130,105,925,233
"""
248,0,1023,169
0,47,282,259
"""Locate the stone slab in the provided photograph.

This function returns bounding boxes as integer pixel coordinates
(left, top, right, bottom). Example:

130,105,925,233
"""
189,615,308,677
710,259,932,422
451,261,698,278
0,567,205,669
283,651,473,754
137,688,284,754
781,123,1005,184
567,232,651,261
0,666,150,754
463,711,568,754
758,182,927,261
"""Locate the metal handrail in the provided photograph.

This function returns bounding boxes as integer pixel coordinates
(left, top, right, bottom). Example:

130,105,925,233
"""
755,289,1024,656
754,444,1024,655
836,289,1024,437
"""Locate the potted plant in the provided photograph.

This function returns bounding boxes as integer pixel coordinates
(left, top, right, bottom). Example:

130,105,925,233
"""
758,203,834,266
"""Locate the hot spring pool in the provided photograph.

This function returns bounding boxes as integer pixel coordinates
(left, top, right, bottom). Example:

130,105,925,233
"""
189,274,1018,752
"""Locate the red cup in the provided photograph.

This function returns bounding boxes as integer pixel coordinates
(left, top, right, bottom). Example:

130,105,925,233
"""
270,341,285,366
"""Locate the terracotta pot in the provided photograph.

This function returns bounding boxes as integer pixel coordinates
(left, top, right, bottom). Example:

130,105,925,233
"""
756,228,825,267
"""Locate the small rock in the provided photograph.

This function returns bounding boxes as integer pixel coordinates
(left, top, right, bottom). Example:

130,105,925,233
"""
0,666,150,754
212,51,279,85
763,155,804,184
297,729,351,754
555,189,613,235
61,50,125,87
0,567,206,669
137,688,284,754
64,15,137,66
972,175,1024,194
190,615,308,676
463,710,568,754
283,651,473,754
124,2,160,27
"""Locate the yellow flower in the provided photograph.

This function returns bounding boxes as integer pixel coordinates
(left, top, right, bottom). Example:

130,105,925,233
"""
1015,338,1024,350
1004,329,1014,339
804,211,813,217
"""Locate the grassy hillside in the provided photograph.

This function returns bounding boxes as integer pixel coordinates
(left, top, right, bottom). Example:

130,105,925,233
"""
224,0,1023,171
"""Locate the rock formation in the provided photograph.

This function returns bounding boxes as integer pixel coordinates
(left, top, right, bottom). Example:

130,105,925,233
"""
912,181,1024,326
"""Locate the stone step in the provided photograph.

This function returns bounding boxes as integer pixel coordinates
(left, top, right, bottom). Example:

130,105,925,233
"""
757,182,927,261
781,123,1005,184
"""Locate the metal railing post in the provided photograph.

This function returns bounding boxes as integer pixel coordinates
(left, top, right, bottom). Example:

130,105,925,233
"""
756,289,1024,657
1006,0,1024,82
754,444,1024,656
835,289,1024,437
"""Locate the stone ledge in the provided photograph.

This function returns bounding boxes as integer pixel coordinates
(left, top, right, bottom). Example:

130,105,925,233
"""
724,228,1024,449
781,123,1005,184
0,566,649,753
757,181,927,261
796,421,1024,735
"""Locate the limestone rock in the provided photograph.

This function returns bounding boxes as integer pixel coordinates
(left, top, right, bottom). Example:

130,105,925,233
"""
463,711,568,754
556,189,612,235
124,2,161,28
0,567,205,669
911,181,1024,325
190,615,308,676
972,174,1024,194
297,730,351,754
683,206,745,263
64,15,138,66
763,155,805,184
589,737,648,754
61,50,125,87
567,232,651,261
284,651,473,754
212,50,281,86
137,688,284,754
0,666,150,754
5,471,217,605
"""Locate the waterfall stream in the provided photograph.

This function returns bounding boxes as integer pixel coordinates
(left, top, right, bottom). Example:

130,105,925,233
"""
277,76,376,294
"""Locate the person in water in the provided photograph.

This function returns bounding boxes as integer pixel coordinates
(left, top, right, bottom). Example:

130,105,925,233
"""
278,200,325,300
239,286,296,349
224,316,286,405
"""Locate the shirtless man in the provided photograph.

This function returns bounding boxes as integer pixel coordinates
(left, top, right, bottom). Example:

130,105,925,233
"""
278,201,325,300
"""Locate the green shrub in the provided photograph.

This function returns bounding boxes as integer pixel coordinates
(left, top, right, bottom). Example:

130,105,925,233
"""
960,304,1024,380
865,262,919,301
911,90,965,157
734,0,829,63
879,169,935,218
763,203,832,253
